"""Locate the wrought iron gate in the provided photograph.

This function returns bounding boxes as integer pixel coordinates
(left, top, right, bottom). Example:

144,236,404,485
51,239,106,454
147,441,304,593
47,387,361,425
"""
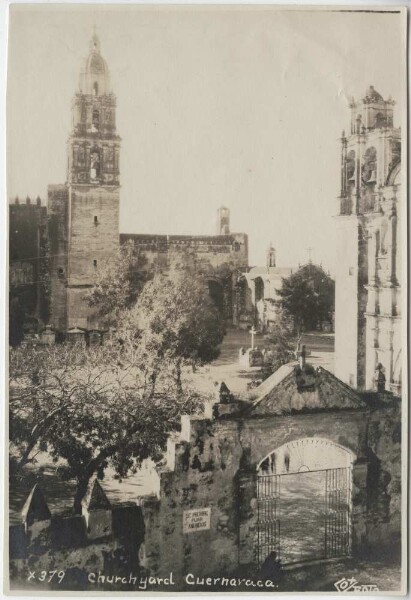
324,467,351,558
256,474,281,567
256,467,351,566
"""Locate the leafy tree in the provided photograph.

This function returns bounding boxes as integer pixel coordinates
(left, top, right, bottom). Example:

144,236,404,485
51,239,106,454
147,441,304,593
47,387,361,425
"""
9,342,99,476
122,269,226,393
47,361,202,513
261,310,298,379
84,241,149,327
276,264,334,335
9,340,205,513
9,267,225,512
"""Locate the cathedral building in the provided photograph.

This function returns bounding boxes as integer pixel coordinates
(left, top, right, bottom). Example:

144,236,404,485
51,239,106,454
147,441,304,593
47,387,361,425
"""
9,33,248,338
335,86,402,394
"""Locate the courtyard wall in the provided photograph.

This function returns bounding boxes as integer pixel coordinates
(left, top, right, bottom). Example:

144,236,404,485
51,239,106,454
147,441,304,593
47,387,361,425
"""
141,388,401,579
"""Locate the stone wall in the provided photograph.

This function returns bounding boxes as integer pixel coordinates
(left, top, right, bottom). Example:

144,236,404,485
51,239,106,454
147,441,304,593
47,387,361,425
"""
362,395,402,558
9,481,144,592
9,374,402,590
47,184,120,331
9,199,49,340
120,233,248,273
120,232,248,321
335,218,362,388
48,185,69,332
66,185,120,329
139,384,401,580
67,186,119,287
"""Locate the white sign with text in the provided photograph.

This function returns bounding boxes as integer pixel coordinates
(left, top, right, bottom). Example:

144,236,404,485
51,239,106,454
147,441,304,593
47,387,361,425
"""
183,508,211,533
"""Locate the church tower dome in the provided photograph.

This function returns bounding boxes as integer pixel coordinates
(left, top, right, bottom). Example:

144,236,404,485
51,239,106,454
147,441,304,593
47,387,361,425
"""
363,85,384,103
79,32,111,96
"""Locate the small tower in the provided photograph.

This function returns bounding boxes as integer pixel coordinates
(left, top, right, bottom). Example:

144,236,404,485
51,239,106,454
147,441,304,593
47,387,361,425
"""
217,207,230,235
267,244,276,268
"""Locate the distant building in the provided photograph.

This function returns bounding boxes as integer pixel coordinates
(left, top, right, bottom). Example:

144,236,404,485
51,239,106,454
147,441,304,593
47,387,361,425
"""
240,245,292,331
8,197,48,345
335,86,402,393
121,226,248,323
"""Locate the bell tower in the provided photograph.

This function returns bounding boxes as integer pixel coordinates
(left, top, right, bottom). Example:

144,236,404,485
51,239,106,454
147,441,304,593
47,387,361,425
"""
335,86,401,391
48,32,121,332
68,32,120,188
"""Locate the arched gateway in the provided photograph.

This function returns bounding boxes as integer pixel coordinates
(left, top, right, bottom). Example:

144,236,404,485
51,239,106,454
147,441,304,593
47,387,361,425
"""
125,361,401,584
256,438,355,566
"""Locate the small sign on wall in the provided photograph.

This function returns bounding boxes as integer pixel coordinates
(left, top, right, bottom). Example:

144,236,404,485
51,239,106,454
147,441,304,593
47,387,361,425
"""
183,508,211,533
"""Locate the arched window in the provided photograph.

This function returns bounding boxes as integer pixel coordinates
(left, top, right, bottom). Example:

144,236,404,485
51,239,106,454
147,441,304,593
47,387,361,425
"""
78,146,86,166
255,277,264,302
93,81,98,96
90,148,101,181
208,280,224,313
375,112,386,128
284,452,290,472
361,146,377,183
346,150,355,181
92,109,99,127
375,230,381,256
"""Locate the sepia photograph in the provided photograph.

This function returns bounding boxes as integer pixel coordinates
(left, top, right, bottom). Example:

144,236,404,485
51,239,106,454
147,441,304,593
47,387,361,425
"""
5,4,407,595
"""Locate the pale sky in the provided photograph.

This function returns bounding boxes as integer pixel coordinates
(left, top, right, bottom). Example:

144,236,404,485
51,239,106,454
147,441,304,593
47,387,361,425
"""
7,6,405,273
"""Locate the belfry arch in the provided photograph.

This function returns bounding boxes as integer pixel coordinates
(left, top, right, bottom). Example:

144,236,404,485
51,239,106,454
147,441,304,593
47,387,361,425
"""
207,278,224,314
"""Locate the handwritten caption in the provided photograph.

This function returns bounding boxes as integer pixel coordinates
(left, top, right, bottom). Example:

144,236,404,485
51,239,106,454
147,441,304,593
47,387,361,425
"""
27,570,65,584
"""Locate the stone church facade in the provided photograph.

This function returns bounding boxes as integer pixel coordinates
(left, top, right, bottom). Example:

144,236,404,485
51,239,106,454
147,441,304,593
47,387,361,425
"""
335,86,402,394
9,34,249,336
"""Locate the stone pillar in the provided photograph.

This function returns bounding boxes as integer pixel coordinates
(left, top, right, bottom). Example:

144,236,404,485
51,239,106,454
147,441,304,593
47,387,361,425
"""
232,274,239,326
250,279,256,308
368,230,378,287
237,470,258,568
351,461,368,556
377,131,385,186
365,317,379,390
140,495,162,576
388,203,398,287
355,130,365,214
21,485,52,553
388,328,395,388
81,478,112,540
340,134,347,197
